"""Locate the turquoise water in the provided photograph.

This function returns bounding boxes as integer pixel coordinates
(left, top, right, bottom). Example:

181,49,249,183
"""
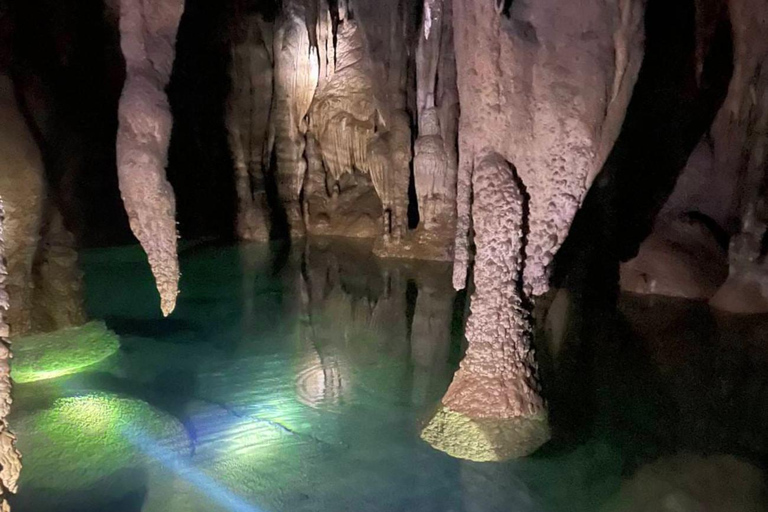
10,239,768,511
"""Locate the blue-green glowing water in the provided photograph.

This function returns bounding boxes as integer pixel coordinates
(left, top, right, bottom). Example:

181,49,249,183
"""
9,239,768,511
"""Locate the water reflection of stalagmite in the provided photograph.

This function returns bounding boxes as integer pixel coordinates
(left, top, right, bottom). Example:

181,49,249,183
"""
410,264,454,406
116,0,184,316
422,152,549,462
0,199,22,511
226,11,273,241
272,0,318,237
295,244,351,410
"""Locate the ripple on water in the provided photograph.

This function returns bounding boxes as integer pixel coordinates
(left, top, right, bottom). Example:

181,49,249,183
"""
294,353,349,412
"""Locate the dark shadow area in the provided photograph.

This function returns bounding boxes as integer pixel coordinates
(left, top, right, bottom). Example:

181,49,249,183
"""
103,316,203,344
8,0,131,247
264,150,292,240
552,0,733,295
10,468,148,512
167,0,237,242
546,0,734,446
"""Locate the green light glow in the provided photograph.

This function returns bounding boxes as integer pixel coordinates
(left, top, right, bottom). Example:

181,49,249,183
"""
13,392,190,490
12,321,120,383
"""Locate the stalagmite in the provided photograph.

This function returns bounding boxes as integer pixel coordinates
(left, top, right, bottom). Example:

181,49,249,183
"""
0,199,22,511
31,204,87,332
272,0,318,237
227,12,274,241
421,152,549,461
413,108,450,231
116,0,184,316
451,0,645,292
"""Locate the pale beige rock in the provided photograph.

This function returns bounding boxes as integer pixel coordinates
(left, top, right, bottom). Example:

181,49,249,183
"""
307,7,412,245
452,0,645,293
0,75,45,337
422,151,549,461
30,204,87,332
271,0,318,237
0,198,22,510
227,13,273,241
116,0,184,316
413,0,458,254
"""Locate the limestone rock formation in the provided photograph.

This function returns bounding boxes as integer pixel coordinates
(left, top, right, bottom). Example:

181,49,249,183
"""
452,0,646,293
271,0,318,237
0,74,86,338
631,0,768,308
422,152,549,461
306,15,381,236
0,199,22,511
426,0,645,461
620,213,728,299
0,74,46,337
711,203,768,313
226,11,273,241
30,205,87,332
116,0,185,316
707,0,768,313
410,0,459,260
305,1,414,249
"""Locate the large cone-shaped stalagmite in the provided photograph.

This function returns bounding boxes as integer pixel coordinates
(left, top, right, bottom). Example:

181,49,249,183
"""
421,152,549,462
116,0,184,316
427,0,645,461
0,199,22,510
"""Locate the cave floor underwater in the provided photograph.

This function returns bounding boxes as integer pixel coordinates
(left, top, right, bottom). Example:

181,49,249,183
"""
8,238,768,512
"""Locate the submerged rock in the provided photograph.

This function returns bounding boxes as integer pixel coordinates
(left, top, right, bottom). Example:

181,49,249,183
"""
12,321,120,383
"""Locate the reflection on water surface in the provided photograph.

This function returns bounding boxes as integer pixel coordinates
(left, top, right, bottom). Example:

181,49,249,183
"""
10,238,768,512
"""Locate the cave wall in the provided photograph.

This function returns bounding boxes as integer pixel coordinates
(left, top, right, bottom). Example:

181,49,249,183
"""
618,0,768,310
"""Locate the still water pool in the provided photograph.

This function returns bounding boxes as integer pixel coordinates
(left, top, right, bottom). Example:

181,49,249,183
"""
9,239,768,511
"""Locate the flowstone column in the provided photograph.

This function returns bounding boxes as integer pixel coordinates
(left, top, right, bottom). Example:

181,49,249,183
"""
272,1,318,237
411,0,458,260
226,14,273,241
421,152,549,461
116,0,184,316
0,199,22,511
0,74,45,337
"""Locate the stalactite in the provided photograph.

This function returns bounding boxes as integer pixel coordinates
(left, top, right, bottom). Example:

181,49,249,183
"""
421,152,549,461
227,12,273,241
0,199,22,511
272,0,319,237
116,0,184,316
410,264,454,406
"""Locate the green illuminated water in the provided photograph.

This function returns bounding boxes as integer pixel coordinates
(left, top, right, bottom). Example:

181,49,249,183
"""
10,239,768,511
